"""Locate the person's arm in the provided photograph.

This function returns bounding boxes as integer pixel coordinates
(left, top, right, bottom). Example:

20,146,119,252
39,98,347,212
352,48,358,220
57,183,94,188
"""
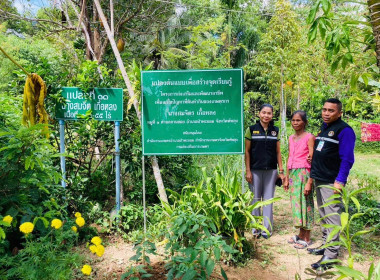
283,139,290,191
307,134,315,162
276,141,285,181
304,134,315,196
334,127,356,193
245,139,252,184
304,177,313,196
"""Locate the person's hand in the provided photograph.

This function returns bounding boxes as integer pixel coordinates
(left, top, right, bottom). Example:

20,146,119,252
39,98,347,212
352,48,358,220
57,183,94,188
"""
278,173,285,182
333,181,343,194
283,177,289,191
304,182,312,196
245,171,252,184
307,154,312,163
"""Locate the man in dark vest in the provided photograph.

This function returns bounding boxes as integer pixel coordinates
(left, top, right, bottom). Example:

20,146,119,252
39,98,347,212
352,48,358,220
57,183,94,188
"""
308,98,356,270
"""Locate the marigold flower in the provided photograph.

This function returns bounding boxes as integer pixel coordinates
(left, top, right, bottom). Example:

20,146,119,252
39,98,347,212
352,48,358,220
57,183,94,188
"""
91,236,102,245
95,244,105,257
81,264,92,275
89,245,97,254
2,215,13,225
51,219,63,229
71,226,77,233
74,212,82,218
75,217,85,227
19,222,34,234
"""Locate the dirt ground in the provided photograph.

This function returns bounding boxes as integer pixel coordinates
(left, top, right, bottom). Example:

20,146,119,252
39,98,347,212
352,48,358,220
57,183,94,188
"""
90,192,379,280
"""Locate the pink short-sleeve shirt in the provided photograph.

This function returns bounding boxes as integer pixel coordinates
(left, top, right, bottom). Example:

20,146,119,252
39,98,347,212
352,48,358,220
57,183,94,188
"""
287,132,313,170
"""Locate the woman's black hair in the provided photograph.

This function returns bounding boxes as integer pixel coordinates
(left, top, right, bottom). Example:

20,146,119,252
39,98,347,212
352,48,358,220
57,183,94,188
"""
259,103,274,112
291,110,308,124
259,103,274,126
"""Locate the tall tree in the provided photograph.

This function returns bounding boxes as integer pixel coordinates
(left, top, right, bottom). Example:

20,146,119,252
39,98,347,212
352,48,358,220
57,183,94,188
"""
307,0,380,114
246,0,303,141
368,0,380,69
93,0,168,203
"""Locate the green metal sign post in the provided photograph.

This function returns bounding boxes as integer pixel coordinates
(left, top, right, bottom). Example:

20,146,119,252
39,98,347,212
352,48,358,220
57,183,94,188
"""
56,87,123,213
141,69,244,155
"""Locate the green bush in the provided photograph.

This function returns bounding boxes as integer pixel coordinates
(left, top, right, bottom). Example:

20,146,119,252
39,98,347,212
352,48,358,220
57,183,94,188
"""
0,124,63,238
164,203,234,280
93,203,167,241
304,185,380,279
162,160,280,255
1,224,82,280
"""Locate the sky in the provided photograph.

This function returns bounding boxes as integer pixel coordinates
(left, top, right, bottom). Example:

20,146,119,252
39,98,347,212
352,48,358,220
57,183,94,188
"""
13,0,50,15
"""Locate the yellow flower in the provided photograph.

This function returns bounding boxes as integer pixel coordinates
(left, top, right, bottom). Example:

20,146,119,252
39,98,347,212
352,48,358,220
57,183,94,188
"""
89,245,97,254
19,222,34,234
75,217,85,227
2,215,13,225
51,219,63,229
95,244,105,257
286,80,294,87
91,236,102,245
71,226,77,233
74,212,82,218
81,264,92,276
156,238,169,246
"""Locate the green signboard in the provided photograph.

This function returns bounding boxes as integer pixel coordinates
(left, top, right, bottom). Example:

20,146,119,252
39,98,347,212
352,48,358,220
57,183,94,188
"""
141,69,243,155
56,87,123,121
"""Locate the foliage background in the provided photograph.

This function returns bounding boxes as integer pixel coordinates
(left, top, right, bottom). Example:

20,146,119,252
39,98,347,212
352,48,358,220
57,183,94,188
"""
0,0,379,278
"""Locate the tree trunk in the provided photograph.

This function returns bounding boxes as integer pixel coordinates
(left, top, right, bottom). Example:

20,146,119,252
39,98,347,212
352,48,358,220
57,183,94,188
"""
280,64,287,144
92,8,101,60
297,86,300,110
93,0,168,203
368,0,380,70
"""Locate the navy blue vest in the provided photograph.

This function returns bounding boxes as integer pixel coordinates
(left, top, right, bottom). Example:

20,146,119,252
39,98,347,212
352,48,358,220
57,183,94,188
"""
248,121,279,170
310,118,350,183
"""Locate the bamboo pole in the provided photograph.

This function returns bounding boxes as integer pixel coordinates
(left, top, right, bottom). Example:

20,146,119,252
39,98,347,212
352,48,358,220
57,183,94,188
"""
0,46,31,76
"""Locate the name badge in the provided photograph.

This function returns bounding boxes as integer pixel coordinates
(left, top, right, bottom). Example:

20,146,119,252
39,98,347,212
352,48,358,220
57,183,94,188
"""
316,140,325,151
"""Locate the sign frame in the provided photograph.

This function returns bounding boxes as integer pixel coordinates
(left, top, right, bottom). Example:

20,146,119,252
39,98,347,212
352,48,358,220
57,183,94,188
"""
141,69,244,156
56,87,124,121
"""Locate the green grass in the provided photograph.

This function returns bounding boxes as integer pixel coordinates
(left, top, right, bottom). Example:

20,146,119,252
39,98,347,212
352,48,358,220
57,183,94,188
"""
351,153,380,178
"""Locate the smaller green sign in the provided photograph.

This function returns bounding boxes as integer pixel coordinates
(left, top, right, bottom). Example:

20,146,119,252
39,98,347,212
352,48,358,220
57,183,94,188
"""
56,87,123,121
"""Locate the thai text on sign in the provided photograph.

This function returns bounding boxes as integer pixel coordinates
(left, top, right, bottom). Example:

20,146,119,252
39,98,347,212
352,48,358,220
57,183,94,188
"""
141,69,244,155
55,87,123,121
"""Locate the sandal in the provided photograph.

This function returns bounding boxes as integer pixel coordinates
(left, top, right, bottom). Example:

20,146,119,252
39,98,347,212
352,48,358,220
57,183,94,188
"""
294,239,313,249
287,235,300,244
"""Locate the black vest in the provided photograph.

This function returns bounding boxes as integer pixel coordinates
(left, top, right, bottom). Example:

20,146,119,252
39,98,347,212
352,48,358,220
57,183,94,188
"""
248,122,279,170
310,118,350,183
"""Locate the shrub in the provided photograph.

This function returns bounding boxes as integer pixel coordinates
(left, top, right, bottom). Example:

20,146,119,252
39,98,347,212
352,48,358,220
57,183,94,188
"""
164,204,234,280
162,161,280,256
0,215,82,280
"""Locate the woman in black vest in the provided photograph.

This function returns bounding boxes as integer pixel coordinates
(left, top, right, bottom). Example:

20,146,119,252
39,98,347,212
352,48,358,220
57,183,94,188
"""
244,104,285,238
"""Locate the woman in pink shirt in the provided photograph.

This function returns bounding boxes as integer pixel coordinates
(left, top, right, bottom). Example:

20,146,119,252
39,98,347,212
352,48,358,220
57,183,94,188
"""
284,110,315,249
